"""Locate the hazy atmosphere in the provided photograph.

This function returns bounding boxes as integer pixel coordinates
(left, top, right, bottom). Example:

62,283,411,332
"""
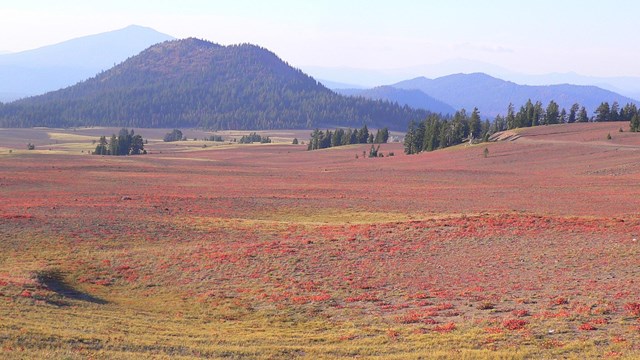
2,1,640,359
3,0,640,78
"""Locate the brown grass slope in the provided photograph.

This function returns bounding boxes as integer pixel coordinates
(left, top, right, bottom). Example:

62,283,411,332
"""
0,122,639,359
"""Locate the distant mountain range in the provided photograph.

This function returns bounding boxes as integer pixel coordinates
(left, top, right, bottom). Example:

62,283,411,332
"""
335,86,456,114
0,38,426,130
0,25,174,102
392,73,639,117
332,73,638,118
0,26,638,129
309,59,640,101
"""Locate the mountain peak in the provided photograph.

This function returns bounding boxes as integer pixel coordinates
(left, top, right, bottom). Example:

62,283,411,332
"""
122,24,160,31
0,26,175,101
1,41,426,129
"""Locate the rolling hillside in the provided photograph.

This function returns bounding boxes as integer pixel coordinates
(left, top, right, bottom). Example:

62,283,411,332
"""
1,122,639,358
0,39,426,130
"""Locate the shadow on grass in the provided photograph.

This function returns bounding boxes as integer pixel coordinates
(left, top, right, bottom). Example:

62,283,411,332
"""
35,269,108,305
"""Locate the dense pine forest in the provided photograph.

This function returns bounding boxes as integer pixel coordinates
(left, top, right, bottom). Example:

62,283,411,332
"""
404,100,640,155
0,39,426,130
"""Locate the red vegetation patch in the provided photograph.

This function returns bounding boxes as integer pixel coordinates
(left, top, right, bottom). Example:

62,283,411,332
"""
396,311,424,324
553,297,569,306
0,213,33,220
579,322,597,331
612,336,626,343
624,302,640,317
433,322,457,333
484,327,503,334
512,309,529,317
345,293,379,303
502,319,528,331
386,329,400,340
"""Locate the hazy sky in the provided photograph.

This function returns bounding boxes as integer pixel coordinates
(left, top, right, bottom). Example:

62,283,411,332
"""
2,0,640,77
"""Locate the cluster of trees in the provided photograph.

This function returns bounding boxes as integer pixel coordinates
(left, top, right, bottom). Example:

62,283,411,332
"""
405,100,640,155
238,133,271,144
307,126,390,151
0,41,427,130
491,101,588,131
404,109,486,154
163,129,185,142
592,102,639,126
490,100,639,132
93,128,146,155
353,144,394,159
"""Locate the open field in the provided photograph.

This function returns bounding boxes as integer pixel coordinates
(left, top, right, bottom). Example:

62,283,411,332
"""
1,122,639,359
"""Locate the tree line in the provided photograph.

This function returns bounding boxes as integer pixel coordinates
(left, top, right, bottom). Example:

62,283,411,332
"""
405,100,640,155
93,128,146,155
307,126,389,150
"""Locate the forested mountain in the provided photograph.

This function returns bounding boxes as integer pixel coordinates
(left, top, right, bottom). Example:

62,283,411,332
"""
0,25,174,102
393,73,639,117
335,86,456,114
0,39,426,130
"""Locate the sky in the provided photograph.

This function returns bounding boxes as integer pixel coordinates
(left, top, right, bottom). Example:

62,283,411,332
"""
1,0,640,77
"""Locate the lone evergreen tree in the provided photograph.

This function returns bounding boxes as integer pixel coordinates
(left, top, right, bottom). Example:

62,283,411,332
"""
368,144,380,158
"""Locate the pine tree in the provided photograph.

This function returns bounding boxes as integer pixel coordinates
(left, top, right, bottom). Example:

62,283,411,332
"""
595,102,610,122
469,107,481,140
109,134,118,155
94,136,108,155
610,101,620,121
130,134,145,154
368,144,380,158
578,106,589,123
358,125,369,144
349,128,358,144
631,114,640,132
343,129,352,146
404,121,417,155
422,115,440,151
523,99,534,127
545,100,560,125
374,128,389,143
506,103,516,129
568,103,579,123
533,101,544,126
